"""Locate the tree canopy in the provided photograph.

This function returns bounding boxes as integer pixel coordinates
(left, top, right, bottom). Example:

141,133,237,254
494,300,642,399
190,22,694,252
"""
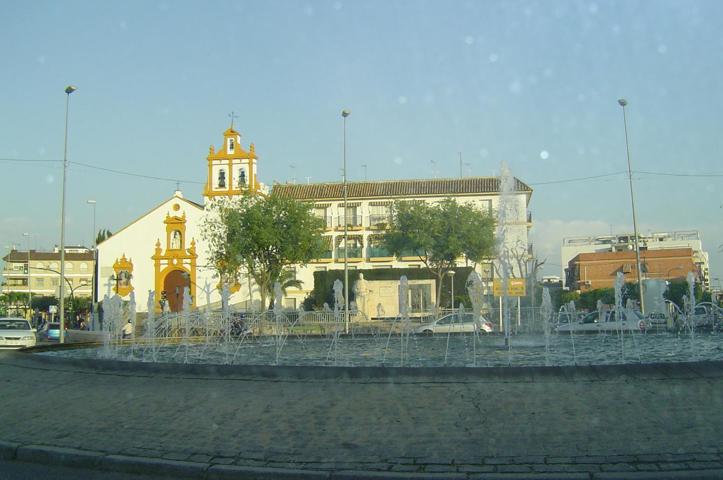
381,198,495,307
203,193,326,309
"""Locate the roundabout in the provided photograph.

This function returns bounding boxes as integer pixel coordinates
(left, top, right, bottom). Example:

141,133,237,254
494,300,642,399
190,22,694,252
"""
1,348,722,479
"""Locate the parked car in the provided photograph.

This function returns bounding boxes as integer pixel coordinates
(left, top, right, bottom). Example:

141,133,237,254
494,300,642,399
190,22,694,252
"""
0,318,37,349
43,322,65,342
555,309,646,334
414,313,494,335
685,303,721,330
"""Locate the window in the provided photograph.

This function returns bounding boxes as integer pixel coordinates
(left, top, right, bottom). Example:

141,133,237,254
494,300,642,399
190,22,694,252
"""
369,205,391,227
339,205,360,227
239,169,246,186
36,278,45,288
80,263,88,271
66,262,73,271
314,206,329,228
228,138,234,152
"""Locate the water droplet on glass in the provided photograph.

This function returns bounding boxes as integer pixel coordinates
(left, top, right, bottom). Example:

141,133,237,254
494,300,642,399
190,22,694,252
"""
397,96,408,105
489,53,498,63
464,35,474,45
540,150,549,160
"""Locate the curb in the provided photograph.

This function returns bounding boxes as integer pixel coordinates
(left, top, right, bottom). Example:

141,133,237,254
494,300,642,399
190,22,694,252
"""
208,464,330,479
100,454,208,477
16,444,103,468
2,443,723,480
0,440,20,460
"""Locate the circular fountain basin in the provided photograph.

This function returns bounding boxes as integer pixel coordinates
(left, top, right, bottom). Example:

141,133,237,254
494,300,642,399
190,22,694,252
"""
37,331,723,367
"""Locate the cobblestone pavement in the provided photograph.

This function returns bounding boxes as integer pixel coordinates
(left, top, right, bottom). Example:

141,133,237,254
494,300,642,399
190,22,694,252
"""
1,351,722,479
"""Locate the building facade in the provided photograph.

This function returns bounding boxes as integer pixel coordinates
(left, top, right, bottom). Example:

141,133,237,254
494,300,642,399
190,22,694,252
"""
561,231,710,290
566,247,697,292
274,178,532,314
96,125,534,314
1,247,95,312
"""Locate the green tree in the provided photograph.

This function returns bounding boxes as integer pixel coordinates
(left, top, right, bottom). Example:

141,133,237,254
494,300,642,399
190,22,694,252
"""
0,292,29,315
96,229,113,245
203,193,326,310
381,198,495,308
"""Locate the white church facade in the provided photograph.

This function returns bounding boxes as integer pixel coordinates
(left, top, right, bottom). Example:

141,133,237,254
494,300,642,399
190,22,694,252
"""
96,124,533,314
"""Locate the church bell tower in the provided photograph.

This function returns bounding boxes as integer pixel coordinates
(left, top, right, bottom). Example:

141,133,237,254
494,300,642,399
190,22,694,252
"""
203,114,260,201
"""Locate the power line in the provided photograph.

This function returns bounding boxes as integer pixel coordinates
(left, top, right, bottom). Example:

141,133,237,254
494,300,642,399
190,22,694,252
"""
528,171,626,186
2,156,723,186
0,158,61,163
635,170,723,178
69,160,205,185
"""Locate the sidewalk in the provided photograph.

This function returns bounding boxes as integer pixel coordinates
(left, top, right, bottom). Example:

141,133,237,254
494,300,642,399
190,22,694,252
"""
0,351,721,479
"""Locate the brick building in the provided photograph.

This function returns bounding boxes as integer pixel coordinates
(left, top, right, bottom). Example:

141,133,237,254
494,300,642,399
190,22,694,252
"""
566,247,696,292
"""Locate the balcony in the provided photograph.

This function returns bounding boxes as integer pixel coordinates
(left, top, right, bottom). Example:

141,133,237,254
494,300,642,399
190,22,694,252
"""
335,215,363,231
335,247,363,262
312,250,334,263
369,215,391,230
367,246,393,261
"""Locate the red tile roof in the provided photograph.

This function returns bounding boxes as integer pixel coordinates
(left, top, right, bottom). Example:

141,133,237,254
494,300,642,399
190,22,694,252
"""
273,177,532,201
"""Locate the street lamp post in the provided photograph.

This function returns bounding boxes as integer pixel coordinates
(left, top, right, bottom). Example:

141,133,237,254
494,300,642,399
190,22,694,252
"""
87,199,97,330
618,98,645,315
59,85,77,343
342,109,350,334
448,270,456,310
23,233,32,321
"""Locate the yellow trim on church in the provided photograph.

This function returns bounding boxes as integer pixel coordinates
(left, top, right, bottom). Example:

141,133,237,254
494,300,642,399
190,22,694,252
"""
203,126,260,198
152,211,198,312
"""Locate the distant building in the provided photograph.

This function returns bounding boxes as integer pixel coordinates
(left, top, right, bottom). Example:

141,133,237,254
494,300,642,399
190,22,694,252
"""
561,231,709,290
566,247,697,292
96,123,535,314
1,246,95,300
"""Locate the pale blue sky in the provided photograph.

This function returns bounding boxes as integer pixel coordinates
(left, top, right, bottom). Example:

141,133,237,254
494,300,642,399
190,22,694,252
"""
1,0,722,280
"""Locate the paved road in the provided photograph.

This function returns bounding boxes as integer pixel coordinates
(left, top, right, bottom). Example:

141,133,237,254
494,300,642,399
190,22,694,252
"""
0,351,722,478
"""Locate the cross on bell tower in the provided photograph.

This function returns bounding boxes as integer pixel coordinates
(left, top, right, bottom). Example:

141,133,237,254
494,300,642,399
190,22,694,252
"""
228,111,239,129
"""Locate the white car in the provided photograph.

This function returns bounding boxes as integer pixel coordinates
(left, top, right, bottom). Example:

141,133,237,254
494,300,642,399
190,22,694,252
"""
0,318,37,349
555,309,646,334
415,313,494,335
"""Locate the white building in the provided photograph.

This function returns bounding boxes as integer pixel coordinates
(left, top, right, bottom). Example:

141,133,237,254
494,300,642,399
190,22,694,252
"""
96,124,533,313
560,231,710,290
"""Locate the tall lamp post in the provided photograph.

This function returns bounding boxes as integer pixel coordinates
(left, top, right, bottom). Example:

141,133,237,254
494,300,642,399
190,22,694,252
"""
448,270,456,310
618,98,645,315
59,85,77,343
87,199,97,330
342,109,351,334
22,233,32,321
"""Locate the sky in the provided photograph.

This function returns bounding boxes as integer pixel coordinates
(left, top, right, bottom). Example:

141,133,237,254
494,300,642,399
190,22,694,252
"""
1,0,722,282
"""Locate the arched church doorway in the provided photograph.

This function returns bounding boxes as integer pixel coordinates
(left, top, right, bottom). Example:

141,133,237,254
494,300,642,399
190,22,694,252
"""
163,269,188,312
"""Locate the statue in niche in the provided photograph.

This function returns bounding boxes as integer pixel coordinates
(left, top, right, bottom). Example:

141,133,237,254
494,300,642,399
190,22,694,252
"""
117,270,131,288
239,169,247,187
171,230,182,249
218,169,226,188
